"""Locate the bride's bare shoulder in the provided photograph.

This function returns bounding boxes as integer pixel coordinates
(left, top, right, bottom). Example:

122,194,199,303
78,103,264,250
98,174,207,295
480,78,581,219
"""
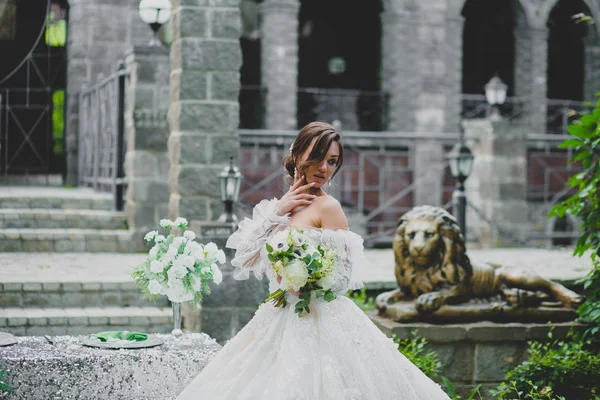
315,195,348,229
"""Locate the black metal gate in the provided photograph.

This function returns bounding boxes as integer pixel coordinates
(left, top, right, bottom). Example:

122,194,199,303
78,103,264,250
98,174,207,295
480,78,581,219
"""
0,0,68,183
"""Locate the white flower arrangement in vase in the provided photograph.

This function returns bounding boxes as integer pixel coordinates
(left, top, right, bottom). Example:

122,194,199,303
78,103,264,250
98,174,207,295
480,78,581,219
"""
132,217,226,336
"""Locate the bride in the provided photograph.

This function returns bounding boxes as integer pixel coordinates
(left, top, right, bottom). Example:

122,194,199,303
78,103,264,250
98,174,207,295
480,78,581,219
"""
177,122,450,399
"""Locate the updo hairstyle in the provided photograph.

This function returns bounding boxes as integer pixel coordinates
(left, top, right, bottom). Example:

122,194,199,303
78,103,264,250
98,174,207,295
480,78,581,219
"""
282,121,344,185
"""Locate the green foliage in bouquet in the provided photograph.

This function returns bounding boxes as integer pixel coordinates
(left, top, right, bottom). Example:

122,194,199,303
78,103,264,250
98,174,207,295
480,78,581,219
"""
131,218,225,309
393,330,443,380
265,228,338,316
0,364,12,393
549,94,600,339
492,331,600,399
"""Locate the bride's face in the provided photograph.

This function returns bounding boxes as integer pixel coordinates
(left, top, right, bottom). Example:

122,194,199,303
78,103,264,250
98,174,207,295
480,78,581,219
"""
298,139,340,188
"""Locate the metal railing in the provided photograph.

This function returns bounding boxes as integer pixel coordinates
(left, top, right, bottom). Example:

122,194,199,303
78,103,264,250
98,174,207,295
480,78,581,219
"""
77,64,128,210
237,129,458,236
461,94,526,121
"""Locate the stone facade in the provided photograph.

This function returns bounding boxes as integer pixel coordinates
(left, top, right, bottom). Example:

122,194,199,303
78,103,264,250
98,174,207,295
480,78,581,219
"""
463,119,529,248
65,0,151,186
124,46,171,251
260,0,300,130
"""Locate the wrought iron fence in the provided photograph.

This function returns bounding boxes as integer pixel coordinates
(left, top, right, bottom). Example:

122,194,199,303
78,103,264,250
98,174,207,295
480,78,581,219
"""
77,64,128,210
546,98,591,134
461,94,526,121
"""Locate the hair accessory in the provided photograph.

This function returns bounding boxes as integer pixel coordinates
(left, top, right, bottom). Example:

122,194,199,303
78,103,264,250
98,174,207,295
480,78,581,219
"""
289,142,294,154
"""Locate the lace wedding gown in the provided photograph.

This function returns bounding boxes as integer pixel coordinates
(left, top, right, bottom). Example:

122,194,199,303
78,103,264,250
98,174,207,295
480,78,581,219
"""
177,199,450,400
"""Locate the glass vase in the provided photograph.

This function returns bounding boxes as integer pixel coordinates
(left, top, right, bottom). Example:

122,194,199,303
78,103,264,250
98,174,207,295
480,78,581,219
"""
171,301,183,337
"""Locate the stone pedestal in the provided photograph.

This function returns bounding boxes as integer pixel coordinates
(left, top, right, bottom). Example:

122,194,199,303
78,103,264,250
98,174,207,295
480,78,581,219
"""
168,1,242,223
124,46,171,251
463,119,528,248
0,333,221,400
369,314,584,399
183,221,269,343
260,0,300,129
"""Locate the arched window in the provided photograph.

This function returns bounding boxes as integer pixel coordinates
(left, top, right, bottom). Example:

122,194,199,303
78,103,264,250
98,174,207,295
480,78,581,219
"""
547,0,590,101
462,0,516,95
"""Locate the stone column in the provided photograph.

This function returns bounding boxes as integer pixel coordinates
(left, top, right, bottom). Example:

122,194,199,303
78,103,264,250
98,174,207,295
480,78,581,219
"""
463,119,528,248
380,9,419,132
124,46,171,251
260,0,299,130
514,28,548,132
65,0,158,185
584,40,600,101
168,0,241,222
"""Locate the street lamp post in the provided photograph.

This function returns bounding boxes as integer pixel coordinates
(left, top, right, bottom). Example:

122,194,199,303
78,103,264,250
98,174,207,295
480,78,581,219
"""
446,136,475,237
217,158,242,223
484,75,508,121
138,0,172,47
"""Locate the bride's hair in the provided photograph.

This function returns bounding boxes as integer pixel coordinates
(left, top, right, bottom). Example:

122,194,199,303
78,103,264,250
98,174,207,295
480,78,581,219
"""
282,121,344,185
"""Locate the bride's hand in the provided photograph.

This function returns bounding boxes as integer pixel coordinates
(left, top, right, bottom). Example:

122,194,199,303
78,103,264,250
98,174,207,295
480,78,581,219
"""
275,176,316,216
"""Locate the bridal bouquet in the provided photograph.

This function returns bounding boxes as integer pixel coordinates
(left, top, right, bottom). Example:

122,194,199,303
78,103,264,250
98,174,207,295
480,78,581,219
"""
132,217,226,307
265,227,338,316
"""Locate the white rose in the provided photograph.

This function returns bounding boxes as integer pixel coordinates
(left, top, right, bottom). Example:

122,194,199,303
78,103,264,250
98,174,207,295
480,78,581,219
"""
150,260,163,274
165,283,194,303
183,230,196,240
148,279,163,295
317,274,336,291
172,237,185,249
155,235,166,243
269,231,289,253
215,249,226,264
168,264,188,282
182,255,196,270
159,219,174,229
162,245,178,263
189,274,202,292
173,217,188,228
144,230,158,242
211,263,223,285
280,259,309,292
204,242,224,262
148,244,160,259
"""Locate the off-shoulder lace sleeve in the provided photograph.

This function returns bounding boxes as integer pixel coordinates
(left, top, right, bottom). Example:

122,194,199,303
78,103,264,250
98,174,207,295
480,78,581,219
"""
321,229,365,294
226,198,290,281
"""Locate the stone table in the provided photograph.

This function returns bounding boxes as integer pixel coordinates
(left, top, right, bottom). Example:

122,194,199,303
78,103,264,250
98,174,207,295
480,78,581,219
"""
0,333,221,400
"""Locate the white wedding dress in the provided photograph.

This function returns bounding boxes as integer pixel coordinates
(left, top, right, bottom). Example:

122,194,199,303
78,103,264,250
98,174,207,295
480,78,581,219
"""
177,199,450,400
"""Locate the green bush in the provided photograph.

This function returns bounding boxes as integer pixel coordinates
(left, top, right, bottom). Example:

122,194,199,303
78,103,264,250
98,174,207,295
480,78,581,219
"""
393,330,443,380
346,287,375,312
492,334,600,399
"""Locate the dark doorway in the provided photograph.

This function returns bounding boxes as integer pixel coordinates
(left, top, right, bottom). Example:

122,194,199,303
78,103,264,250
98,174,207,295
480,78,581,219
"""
0,0,68,181
462,0,516,95
547,0,589,101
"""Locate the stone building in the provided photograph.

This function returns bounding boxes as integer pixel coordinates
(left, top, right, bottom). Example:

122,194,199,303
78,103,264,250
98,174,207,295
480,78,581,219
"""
0,0,598,247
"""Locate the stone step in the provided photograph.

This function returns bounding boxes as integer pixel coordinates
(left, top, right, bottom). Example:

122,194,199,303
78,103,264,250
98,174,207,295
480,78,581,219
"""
0,281,169,309
0,228,136,252
0,209,128,230
0,187,113,211
0,306,173,337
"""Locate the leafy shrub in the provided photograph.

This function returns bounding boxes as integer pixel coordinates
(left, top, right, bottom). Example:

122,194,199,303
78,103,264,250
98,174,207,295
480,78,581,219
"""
0,364,12,393
346,287,375,312
393,330,443,380
492,334,600,399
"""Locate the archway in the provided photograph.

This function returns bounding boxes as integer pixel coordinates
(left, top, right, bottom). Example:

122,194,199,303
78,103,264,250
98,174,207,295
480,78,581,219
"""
461,0,517,96
547,0,590,101
0,0,69,180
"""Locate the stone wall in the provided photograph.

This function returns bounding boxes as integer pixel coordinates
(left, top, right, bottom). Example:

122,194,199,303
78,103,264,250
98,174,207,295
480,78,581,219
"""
66,0,152,185
124,46,171,250
370,314,583,399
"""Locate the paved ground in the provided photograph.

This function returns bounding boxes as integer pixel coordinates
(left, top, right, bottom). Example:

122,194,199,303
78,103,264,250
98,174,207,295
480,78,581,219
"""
0,247,593,288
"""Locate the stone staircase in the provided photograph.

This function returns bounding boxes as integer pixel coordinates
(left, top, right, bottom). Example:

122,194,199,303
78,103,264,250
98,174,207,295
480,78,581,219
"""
0,187,136,252
0,187,171,336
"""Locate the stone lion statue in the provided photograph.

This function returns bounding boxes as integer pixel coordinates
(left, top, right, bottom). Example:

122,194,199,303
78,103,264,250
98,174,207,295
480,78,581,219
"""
375,206,584,322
